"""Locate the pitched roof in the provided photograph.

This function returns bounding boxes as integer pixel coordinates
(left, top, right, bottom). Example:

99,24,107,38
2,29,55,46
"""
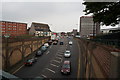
32,22,48,26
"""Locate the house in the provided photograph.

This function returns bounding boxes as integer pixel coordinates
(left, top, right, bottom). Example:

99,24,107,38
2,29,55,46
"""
29,22,52,37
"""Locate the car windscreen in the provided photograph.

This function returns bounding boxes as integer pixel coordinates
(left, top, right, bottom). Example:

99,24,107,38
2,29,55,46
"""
38,51,41,53
65,52,70,54
62,64,70,68
27,60,32,62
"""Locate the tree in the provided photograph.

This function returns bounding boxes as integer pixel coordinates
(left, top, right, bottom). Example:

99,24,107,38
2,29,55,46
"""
83,1,120,26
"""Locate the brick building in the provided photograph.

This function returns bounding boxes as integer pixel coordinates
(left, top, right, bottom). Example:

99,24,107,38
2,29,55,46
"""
29,22,51,37
0,21,27,36
79,16,100,38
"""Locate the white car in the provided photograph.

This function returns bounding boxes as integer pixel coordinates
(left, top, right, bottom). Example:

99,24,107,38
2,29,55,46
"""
64,50,71,58
69,41,73,45
44,43,49,48
75,35,81,38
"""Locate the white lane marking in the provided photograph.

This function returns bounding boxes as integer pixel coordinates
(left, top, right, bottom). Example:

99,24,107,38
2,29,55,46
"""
57,52,64,55
45,68,55,73
50,45,52,49
12,65,24,74
77,41,81,80
41,74,47,78
55,57,62,60
50,63,59,67
46,51,50,55
57,51,64,53
55,54,63,58
56,54,63,57
52,60,61,63
55,56,63,62
60,58,63,62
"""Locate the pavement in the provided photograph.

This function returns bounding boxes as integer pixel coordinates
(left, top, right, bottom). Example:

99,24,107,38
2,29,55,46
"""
14,36,81,79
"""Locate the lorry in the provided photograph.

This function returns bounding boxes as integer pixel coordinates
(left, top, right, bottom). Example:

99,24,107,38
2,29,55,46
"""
51,34,56,41
51,34,60,42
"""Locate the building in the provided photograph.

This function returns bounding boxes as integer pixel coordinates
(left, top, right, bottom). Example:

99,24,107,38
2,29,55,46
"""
0,21,27,36
61,32,66,36
72,29,77,36
67,32,72,36
29,22,51,37
79,16,100,38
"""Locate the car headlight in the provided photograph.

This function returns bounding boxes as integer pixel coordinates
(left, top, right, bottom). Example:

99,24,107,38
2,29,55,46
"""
66,70,70,72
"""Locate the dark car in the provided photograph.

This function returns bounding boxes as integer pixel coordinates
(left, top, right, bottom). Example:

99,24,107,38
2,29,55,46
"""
48,40,53,45
61,60,71,75
60,42,64,45
53,41,57,45
24,58,37,66
35,50,43,56
41,46,47,52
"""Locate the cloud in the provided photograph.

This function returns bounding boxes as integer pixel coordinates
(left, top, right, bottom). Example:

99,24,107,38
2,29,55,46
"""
2,0,84,2
2,2,85,32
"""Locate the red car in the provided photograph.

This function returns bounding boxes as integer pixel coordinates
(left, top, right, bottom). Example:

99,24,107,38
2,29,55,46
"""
24,58,37,66
53,41,58,45
61,60,71,75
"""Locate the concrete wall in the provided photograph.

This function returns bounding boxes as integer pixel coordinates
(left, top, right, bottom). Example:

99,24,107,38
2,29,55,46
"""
2,37,49,71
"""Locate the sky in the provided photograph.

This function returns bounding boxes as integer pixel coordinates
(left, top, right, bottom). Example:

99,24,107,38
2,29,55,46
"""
1,0,119,32
1,1,85,32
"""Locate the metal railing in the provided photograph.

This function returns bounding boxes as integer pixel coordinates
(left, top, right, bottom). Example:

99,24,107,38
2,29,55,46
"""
91,39,120,48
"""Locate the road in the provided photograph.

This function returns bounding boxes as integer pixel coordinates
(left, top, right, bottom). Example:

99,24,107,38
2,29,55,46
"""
14,36,81,79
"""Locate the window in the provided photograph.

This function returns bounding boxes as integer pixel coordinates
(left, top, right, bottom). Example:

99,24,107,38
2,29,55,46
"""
13,26,16,27
2,31,5,32
2,25,5,26
13,28,16,30
19,28,22,30
2,28,5,29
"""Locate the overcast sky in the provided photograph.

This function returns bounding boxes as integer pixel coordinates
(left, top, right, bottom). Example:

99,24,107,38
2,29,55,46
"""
1,0,119,32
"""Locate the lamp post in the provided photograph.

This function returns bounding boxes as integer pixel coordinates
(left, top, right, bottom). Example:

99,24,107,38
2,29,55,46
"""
4,34,10,71
93,22,95,38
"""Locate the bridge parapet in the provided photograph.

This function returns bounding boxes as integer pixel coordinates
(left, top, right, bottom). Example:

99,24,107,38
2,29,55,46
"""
76,38,120,78
2,37,50,72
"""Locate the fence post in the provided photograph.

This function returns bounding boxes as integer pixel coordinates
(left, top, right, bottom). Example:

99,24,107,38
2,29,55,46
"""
109,52,120,78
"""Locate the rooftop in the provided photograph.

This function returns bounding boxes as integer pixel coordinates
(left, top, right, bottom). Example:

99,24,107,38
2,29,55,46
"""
0,21,27,24
32,22,48,25
80,16,93,18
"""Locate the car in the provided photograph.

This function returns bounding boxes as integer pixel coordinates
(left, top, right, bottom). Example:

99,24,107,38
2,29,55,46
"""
53,41,57,45
64,50,71,58
69,41,73,45
24,58,37,66
48,40,52,45
60,42,64,45
41,46,47,52
61,60,71,75
44,43,49,48
35,50,43,56
75,35,81,38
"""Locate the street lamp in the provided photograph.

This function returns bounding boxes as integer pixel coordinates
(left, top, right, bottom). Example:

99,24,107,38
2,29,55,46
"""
4,34,10,71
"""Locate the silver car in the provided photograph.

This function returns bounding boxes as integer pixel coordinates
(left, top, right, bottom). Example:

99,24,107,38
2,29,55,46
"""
64,50,71,58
